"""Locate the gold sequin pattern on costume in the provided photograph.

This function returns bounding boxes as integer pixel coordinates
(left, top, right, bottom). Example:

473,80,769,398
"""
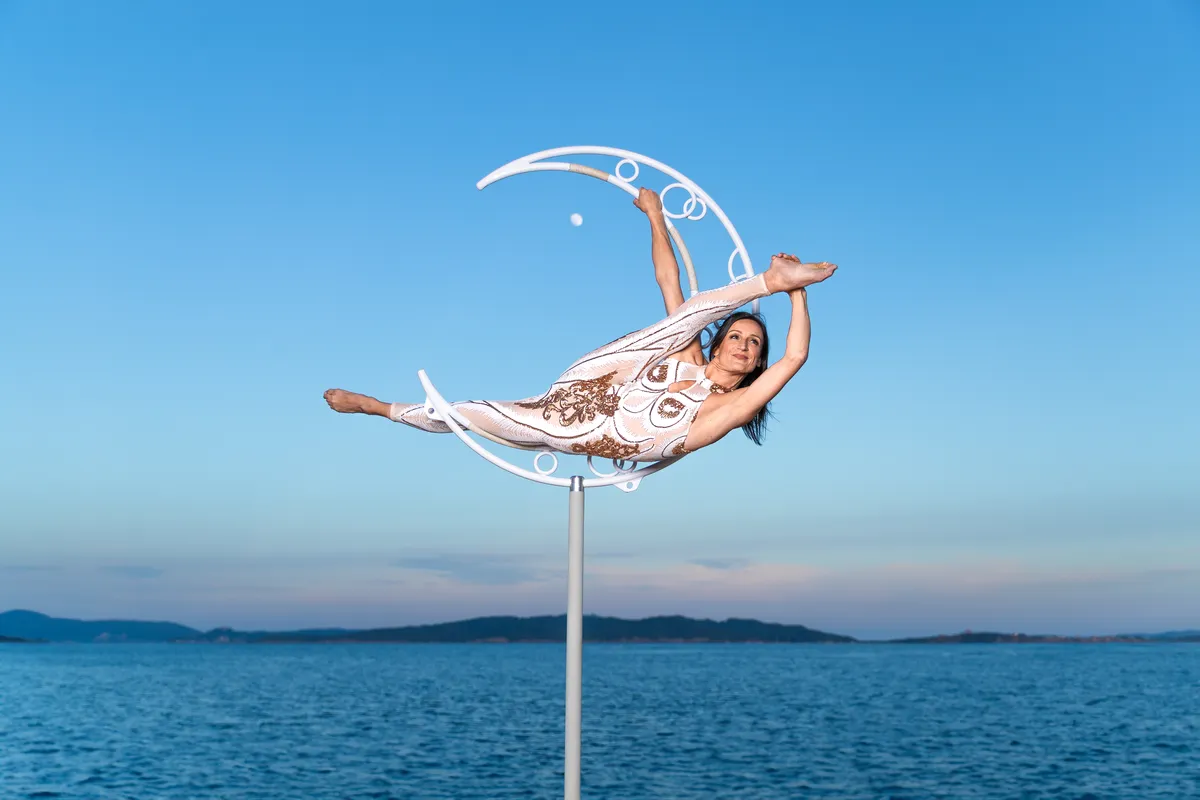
569,434,642,460
657,397,685,419
514,371,621,426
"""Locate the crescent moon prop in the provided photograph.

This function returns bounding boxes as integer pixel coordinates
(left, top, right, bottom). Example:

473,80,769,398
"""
417,145,758,492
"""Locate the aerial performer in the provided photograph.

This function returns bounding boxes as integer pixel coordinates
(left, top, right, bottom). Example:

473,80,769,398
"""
324,187,837,462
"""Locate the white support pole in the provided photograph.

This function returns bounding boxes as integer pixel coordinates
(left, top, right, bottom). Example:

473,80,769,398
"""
564,476,585,800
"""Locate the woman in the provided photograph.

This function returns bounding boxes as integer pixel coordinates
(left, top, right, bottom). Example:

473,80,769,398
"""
324,187,836,461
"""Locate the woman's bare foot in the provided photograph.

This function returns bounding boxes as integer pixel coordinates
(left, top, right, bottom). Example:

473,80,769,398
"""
324,388,381,414
765,253,837,293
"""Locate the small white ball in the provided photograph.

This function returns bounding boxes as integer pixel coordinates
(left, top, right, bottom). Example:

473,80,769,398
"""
570,213,583,227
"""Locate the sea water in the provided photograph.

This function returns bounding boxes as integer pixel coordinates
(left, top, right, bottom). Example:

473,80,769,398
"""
1,643,1197,799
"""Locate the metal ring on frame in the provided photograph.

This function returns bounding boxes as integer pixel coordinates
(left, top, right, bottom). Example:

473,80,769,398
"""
614,158,639,182
534,451,559,476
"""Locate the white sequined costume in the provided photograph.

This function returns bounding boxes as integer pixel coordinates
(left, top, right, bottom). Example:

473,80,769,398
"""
390,274,769,462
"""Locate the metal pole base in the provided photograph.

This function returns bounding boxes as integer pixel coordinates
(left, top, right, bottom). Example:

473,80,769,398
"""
565,476,584,800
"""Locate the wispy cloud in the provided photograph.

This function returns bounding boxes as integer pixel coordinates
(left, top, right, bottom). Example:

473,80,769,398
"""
683,497,1200,556
587,551,640,561
390,554,546,586
689,558,751,570
100,565,163,580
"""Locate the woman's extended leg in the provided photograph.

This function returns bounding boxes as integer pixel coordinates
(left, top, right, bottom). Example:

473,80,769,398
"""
324,390,570,449
552,272,772,387
550,251,835,387
324,255,834,455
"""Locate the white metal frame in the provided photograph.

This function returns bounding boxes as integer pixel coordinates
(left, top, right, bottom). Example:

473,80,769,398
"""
417,146,755,800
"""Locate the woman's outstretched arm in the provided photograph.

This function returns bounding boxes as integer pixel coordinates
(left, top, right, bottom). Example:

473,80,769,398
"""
686,288,812,449
722,288,811,424
634,187,685,314
634,187,704,362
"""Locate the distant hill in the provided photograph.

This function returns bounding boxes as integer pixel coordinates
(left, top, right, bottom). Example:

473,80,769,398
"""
0,610,200,643
0,634,32,643
884,631,1156,644
6,609,1197,645
1121,629,1200,641
183,614,856,644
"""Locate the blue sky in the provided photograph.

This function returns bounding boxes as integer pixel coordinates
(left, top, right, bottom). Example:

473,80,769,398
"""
1,1,1197,638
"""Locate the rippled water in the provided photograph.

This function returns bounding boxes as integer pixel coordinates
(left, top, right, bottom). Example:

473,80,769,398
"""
1,643,1198,799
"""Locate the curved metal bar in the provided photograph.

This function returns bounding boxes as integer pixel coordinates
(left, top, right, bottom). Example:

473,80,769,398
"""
418,370,680,491
492,161,700,298
477,145,756,311
423,396,543,453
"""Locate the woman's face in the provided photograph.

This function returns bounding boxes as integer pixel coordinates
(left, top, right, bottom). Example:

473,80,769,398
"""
713,319,765,375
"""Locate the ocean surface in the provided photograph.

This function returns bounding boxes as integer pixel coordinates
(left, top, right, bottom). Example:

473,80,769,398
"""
1,643,1197,799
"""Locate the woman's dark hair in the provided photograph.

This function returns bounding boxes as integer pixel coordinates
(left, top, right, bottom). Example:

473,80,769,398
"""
705,311,772,445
